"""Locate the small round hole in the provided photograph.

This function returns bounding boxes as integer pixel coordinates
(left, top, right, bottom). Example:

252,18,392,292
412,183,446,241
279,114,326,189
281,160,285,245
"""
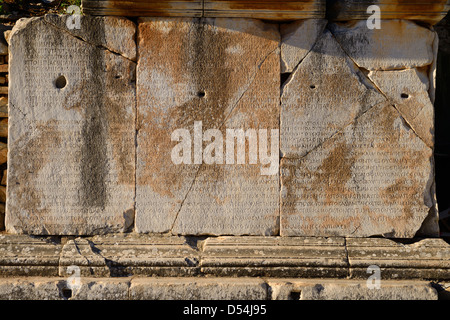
401,93,409,99
310,85,316,89
197,91,206,98
62,288,72,299
55,75,67,89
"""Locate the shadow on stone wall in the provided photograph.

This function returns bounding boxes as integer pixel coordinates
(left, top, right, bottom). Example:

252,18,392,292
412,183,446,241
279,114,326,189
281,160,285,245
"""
434,12,450,236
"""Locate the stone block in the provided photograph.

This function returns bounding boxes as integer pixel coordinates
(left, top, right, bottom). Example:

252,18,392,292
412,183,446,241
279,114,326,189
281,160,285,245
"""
200,236,348,277
347,238,450,280
0,234,61,276
280,23,437,238
328,20,436,70
280,19,327,73
267,279,438,300
6,16,136,235
59,234,200,277
0,278,63,300
129,277,268,300
136,18,280,236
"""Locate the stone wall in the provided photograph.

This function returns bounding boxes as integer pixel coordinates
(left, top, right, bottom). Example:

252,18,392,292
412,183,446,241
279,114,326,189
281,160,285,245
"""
3,14,442,238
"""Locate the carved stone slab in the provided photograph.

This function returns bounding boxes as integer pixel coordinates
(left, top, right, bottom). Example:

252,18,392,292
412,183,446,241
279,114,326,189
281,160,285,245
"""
136,18,280,235
280,23,437,238
6,16,136,235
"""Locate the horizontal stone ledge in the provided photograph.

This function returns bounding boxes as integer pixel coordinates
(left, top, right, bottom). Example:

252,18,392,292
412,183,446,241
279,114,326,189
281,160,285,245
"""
81,0,450,24
347,237,450,280
201,237,450,280
82,0,326,20
0,233,449,280
0,277,439,300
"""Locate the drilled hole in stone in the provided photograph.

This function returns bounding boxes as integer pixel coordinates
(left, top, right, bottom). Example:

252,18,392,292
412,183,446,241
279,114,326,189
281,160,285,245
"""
401,93,409,99
197,91,206,98
62,288,72,299
55,75,67,89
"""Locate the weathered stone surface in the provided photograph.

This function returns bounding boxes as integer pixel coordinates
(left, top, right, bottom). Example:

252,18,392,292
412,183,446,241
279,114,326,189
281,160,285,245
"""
200,236,348,277
0,278,63,300
82,0,203,17
68,278,130,300
281,29,385,159
6,16,136,235
280,19,327,73
0,276,441,300
370,67,439,239
329,20,436,70
347,238,450,280
280,21,437,238
368,68,435,147
0,234,448,281
268,279,438,300
44,14,137,61
83,0,326,20
0,234,61,277
129,277,268,300
203,0,326,20
136,18,280,236
59,238,110,277
59,234,200,277
281,103,434,238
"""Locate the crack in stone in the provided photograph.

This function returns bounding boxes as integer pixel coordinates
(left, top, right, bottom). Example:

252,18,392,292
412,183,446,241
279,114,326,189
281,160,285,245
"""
42,17,136,63
282,101,385,162
9,102,26,119
391,104,433,149
343,238,351,278
169,46,279,233
281,27,391,162
86,239,122,276
220,46,279,129
280,31,324,96
72,238,91,268
328,27,432,149
169,164,202,234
